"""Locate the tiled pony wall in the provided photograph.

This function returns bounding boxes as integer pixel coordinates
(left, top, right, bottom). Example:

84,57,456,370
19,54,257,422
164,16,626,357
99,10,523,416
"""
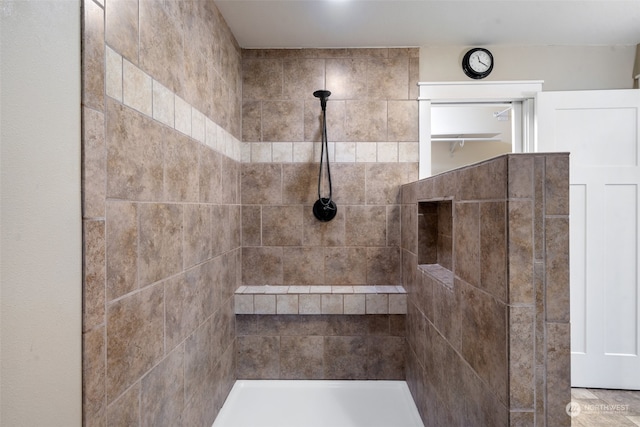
82,0,242,425
402,154,571,426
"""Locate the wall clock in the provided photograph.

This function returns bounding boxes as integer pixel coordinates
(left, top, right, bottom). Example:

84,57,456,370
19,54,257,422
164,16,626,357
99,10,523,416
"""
462,48,494,79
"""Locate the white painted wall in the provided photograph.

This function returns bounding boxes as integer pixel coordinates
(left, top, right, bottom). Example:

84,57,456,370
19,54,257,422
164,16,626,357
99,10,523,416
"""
431,104,513,175
1,1,82,425
420,45,637,90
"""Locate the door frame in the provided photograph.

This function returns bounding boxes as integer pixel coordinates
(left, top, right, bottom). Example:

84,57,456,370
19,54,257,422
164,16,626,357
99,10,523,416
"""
417,80,543,179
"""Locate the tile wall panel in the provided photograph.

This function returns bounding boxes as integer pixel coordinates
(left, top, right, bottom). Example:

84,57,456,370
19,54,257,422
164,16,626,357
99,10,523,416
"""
82,106,106,218
81,0,241,425
237,314,406,380
83,219,105,331
83,0,105,111
241,48,419,293
237,45,415,400
403,154,571,426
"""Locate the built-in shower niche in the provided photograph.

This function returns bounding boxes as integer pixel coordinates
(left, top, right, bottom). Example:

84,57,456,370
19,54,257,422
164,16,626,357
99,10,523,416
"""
418,200,453,286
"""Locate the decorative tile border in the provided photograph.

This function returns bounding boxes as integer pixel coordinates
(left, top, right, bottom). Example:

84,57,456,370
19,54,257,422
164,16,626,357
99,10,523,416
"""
241,141,419,164
105,46,243,162
234,285,407,315
104,45,418,166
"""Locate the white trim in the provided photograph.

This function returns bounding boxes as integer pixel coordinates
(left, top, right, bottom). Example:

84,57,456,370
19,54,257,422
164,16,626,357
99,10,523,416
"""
418,80,543,103
417,81,543,179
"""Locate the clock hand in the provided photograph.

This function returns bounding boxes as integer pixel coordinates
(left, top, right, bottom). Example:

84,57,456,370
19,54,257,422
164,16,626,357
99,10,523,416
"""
479,59,488,66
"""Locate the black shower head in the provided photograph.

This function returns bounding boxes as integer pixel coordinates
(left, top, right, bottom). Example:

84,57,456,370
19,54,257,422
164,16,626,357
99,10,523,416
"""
313,90,331,111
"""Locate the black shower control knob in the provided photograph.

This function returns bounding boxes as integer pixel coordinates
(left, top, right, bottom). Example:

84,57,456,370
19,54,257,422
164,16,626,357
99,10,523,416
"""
313,198,337,222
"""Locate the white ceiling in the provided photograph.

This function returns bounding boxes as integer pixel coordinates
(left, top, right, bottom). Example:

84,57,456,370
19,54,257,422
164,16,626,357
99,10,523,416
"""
214,0,640,49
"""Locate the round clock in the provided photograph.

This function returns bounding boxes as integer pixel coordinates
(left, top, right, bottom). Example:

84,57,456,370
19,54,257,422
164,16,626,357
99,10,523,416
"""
462,48,494,79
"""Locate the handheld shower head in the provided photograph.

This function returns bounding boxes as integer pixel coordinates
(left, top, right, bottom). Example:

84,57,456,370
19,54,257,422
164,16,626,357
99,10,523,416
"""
313,90,331,111
312,89,336,222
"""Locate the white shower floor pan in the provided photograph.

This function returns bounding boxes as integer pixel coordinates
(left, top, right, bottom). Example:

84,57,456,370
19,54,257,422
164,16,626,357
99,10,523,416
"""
212,380,424,427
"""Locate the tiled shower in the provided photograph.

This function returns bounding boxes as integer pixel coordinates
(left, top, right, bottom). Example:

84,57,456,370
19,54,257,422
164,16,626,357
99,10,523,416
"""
81,1,568,426
82,0,418,424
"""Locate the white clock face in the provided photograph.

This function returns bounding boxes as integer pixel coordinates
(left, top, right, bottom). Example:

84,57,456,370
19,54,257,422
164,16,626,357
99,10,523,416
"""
469,50,492,72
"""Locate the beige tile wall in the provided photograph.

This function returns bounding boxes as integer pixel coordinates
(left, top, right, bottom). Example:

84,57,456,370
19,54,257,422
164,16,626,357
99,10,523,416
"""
234,285,407,315
235,48,419,382
240,48,420,289
236,314,406,380
82,0,241,425
402,154,571,427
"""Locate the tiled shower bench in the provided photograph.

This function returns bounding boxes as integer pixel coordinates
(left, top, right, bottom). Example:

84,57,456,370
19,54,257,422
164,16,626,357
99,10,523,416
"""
234,285,407,315
234,285,407,380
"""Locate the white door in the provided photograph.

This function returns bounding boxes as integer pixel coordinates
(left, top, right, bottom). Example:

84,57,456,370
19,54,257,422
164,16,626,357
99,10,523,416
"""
537,89,640,389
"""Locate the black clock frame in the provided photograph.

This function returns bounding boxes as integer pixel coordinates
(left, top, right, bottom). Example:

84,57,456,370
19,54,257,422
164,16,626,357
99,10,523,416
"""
462,48,494,79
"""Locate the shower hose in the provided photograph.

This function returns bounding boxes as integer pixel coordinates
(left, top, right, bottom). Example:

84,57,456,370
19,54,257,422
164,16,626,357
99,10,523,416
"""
313,89,337,222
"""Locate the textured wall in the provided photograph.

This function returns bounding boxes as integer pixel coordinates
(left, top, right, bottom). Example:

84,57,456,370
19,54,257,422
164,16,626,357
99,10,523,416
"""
420,45,637,90
236,48,419,381
236,314,405,380
81,0,242,425
402,154,571,426
1,2,82,425
240,48,420,287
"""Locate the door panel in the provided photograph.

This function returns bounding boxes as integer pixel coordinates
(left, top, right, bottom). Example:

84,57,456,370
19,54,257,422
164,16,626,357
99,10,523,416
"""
554,107,637,166
570,184,587,355
603,184,638,356
537,89,640,389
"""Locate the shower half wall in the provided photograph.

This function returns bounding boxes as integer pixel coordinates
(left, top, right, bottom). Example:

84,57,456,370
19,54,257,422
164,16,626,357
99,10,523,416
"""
402,153,571,426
